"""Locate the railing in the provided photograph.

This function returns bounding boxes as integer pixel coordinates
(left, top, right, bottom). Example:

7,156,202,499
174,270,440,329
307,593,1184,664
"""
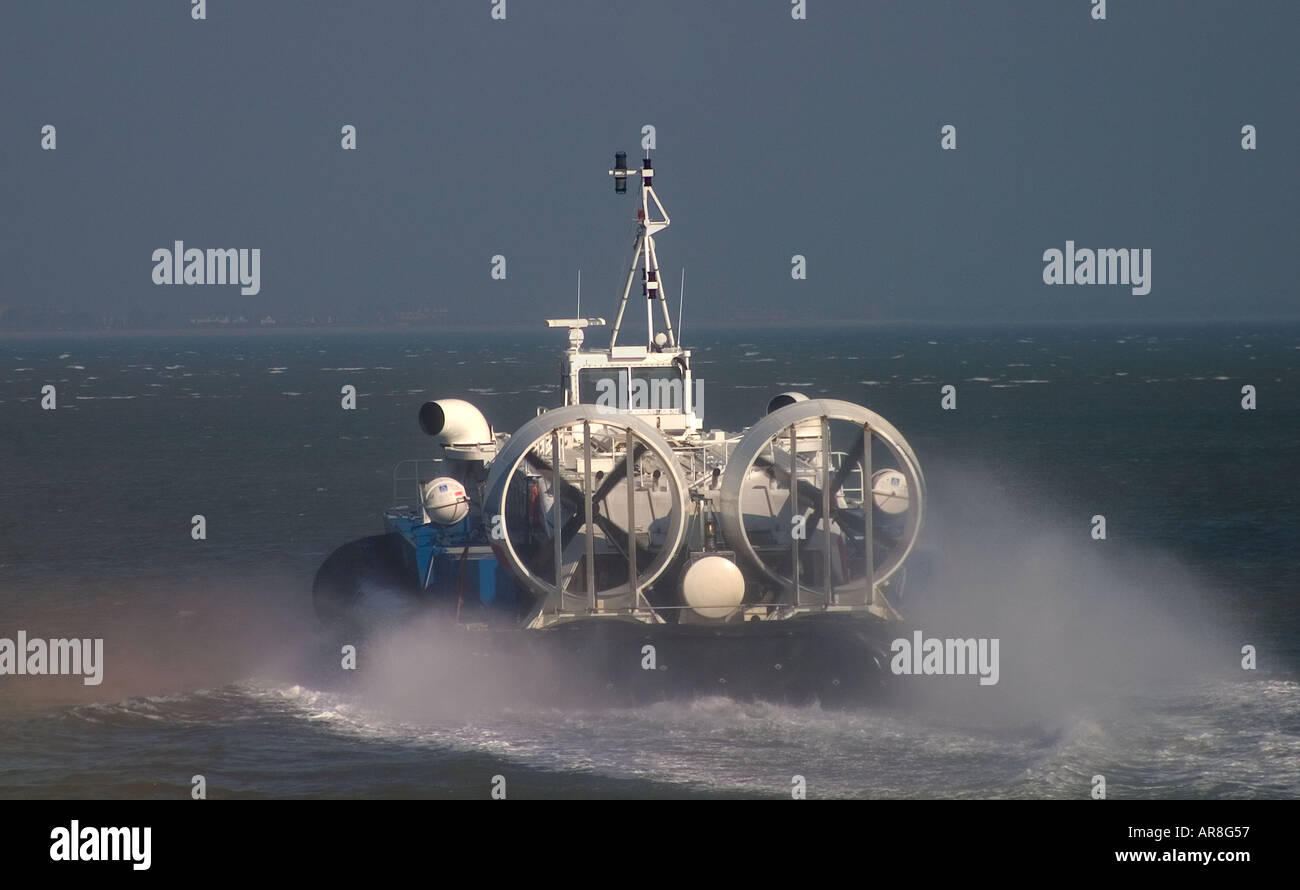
669,440,737,489
536,598,881,624
390,458,447,507
534,435,736,492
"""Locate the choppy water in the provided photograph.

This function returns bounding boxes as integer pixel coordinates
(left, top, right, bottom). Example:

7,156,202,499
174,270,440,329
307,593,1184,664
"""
1,323,1297,798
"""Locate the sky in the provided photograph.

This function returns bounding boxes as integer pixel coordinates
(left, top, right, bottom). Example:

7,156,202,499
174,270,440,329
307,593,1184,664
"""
1,0,1296,329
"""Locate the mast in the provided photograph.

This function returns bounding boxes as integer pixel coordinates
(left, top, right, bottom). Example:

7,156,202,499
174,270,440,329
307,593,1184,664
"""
608,151,676,350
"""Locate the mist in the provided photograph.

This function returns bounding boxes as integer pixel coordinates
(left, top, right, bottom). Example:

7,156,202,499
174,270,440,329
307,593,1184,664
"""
899,461,1237,728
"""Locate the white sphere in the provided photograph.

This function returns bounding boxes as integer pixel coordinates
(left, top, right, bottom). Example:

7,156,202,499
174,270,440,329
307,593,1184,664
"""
422,476,470,525
870,469,909,515
682,556,746,618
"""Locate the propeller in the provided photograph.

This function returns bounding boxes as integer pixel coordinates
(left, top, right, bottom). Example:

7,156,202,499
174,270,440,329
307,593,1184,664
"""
524,440,653,583
800,432,868,546
751,444,867,535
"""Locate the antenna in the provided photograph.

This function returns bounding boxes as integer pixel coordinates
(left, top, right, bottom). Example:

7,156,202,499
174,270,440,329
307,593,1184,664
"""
612,152,628,194
607,148,672,349
577,269,581,317
677,268,685,342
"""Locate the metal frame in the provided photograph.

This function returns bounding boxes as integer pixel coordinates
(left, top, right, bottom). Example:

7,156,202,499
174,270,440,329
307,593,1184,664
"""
608,157,676,350
481,406,688,628
717,399,925,618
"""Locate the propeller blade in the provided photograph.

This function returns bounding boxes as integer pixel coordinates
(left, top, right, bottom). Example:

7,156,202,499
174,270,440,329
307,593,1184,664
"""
829,433,866,497
752,452,823,508
754,446,870,554
592,511,654,566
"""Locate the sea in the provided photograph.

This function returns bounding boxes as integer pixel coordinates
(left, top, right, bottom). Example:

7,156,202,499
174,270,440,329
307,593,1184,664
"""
1,322,1297,799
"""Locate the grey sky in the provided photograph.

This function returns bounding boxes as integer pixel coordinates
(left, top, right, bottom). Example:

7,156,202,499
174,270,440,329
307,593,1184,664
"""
1,0,1296,329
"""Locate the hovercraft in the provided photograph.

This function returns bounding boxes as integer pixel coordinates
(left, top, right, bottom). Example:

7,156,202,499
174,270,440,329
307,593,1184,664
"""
313,146,928,706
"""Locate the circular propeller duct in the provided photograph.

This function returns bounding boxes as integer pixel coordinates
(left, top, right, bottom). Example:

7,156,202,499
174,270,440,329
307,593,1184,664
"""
483,406,689,622
718,398,925,607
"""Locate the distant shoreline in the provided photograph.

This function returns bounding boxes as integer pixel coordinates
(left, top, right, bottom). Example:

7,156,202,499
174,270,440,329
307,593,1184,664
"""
2,315,1298,340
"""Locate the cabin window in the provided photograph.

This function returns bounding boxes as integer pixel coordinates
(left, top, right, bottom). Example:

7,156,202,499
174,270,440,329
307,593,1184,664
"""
576,367,687,413
578,368,628,407
629,367,687,413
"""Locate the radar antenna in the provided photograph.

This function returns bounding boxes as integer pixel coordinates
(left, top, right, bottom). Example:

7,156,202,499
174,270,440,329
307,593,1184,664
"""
608,151,676,350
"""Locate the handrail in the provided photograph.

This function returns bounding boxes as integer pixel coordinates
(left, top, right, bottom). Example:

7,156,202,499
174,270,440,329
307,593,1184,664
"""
390,458,447,506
